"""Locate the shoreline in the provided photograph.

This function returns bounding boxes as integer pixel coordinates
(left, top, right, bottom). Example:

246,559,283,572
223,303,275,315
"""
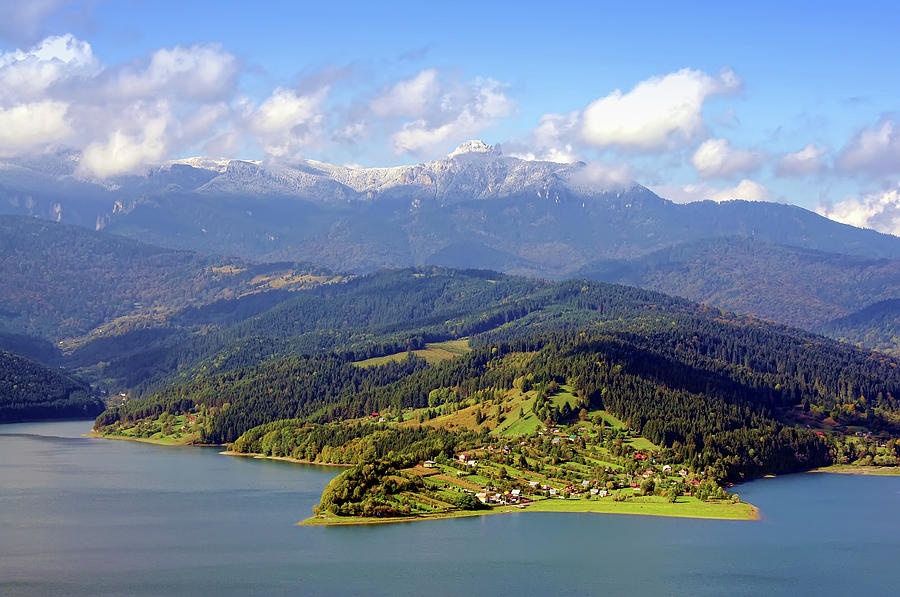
809,464,900,476
85,431,220,447
220,450,353,467
90,429,900,527
301,497,759,526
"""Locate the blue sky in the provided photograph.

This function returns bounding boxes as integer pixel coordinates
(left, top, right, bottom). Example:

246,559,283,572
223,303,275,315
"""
1,0,899,232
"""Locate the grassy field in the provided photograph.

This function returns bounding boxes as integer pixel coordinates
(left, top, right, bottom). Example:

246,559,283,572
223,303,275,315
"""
588,409,627,429
91,412,204,445
525,495,757,520
550,387,580,410
87,431,197,446
300,495,758,526
810,464,900,476
353,338,471,367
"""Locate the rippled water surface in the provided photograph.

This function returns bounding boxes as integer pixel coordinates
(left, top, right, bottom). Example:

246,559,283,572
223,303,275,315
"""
2,420,899,596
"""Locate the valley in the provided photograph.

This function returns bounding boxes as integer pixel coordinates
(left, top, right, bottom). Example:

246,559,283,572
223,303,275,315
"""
3,157,900,523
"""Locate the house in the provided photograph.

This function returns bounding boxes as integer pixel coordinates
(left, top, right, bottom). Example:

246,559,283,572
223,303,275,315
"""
598,490,609,497
634,453,647,460
552,437,561,444
590,488,599,495
511,489,521,497
423,460,436,468
581,480,590,487
458,453,470,463
549,488,558,496
679,469,688,477
529,481,540,487
662,465,672,473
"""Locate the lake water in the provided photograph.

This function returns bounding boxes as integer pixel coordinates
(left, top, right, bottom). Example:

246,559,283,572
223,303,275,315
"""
2,420,899,596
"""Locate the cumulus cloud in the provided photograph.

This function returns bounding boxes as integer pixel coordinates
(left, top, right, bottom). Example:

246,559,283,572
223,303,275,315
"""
580,68,740,151
516,67,740,161
0,36,521,172
654,179,772,204
816,185,900,235
0,34,242,176
381,74,514,156
0,101,71,154
371,69,438,118
776,143,829,176
836,118,900,177
80,111,170,178
246,87,329,158
566,161,632,190
106,43,239,101
0,34,98,101
691,138,765,178
507,111,581,163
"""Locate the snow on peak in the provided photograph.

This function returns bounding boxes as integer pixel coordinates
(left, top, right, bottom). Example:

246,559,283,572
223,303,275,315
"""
168,157,245,173
448,140,502,158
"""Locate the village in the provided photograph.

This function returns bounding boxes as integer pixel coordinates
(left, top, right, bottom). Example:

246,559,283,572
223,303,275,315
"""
394,420,734,516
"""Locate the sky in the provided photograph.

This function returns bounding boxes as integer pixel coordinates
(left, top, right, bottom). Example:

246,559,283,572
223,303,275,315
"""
0,0,899,233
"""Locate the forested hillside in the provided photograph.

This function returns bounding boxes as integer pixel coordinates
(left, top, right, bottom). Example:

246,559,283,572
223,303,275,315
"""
820,299,900,356
0,350,104,422
580,237,900,353
94,271,900,483
86,269,700,394
0,215,337,342
580,237,900,330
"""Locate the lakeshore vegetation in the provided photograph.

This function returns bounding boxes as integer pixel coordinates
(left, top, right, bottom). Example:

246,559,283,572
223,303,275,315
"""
89,268,900,522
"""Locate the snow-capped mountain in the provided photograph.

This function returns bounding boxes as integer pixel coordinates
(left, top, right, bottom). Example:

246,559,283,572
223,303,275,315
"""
2,141,900,279
153,140,629,205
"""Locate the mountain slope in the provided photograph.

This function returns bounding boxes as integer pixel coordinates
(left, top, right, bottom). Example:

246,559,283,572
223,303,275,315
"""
93,269,900,484
2,143,899,278
0,349,104,422
579,237,900,330
0,216,337,342
820,299,900,356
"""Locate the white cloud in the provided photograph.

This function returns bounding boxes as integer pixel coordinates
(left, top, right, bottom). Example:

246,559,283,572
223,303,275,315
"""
776,143,829,176
0,35,241,176
247,87,329,158
107,44,239,101
816,185,900,235
516,68,740,161
836,118,900,177
691,138,764,178
0,34,98,101
507,111,581,163
78,104,171,178
580,68,740,150
0,101,71,154
566,161,632,190
371,68,439,117
654,179,772,204
389,77,514,156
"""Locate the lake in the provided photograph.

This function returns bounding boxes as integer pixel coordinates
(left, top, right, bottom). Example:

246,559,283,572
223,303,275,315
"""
1,420,898,596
